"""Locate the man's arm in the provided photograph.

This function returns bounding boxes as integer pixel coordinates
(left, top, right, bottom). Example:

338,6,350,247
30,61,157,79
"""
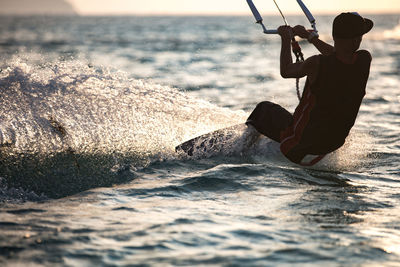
309,37,334,56
293,25,334,56
278,25,318,79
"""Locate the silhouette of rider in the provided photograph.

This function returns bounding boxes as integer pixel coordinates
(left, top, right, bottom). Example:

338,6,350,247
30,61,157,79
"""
246,12,373,165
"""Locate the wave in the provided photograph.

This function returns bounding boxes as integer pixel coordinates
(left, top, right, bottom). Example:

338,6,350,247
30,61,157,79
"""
0,57,247,198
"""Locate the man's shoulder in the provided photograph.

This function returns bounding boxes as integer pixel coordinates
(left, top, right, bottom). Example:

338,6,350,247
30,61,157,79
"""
304,55,321,68
357,50,372,62
307,54,322,61
304,55,322,83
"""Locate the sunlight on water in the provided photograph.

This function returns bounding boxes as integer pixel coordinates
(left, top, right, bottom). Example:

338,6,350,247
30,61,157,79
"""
0,56,251,197
323,130,374,171
383,20,400,40
0,14,399,266
0,57,246,159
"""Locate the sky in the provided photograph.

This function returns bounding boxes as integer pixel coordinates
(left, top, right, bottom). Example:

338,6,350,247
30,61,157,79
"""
66,0,400,15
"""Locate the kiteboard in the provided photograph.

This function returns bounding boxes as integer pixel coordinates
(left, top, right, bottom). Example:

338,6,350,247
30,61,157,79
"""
175,123,331,169
175,124,263,158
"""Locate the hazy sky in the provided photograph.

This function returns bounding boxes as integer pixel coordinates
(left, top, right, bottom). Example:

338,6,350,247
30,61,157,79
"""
67,0,400,15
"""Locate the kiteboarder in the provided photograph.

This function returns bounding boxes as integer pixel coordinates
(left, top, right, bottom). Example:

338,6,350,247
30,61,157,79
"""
246,12,374,165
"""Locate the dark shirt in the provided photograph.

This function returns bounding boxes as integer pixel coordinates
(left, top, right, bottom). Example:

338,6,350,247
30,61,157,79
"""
280,50,371,162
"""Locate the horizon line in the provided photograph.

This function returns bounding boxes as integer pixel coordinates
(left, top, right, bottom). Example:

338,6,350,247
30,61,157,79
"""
2,10,400,16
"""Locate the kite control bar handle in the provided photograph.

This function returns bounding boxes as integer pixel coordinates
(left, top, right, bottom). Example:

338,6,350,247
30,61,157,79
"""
264,30,279,34
247,0,318,35
296,0,317,32
247,0,279,34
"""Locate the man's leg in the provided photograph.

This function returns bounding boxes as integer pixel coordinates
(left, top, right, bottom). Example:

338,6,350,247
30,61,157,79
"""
246,101,293,143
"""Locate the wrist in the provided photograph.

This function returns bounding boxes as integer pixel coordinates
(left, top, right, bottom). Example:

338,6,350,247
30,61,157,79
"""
281,35,292,44
307,31,319,43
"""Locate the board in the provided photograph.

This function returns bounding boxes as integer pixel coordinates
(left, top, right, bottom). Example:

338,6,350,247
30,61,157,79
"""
175,124,261,158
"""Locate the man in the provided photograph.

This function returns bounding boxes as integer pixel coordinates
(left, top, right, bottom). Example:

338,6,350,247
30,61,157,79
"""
246,12,373,166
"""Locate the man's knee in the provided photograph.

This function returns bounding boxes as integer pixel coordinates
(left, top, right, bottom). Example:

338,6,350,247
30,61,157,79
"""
254,101,276,113
246,101,274,126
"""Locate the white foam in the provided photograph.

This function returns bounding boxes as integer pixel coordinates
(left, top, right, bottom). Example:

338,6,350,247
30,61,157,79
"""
0,57,247,162
314,130,374,171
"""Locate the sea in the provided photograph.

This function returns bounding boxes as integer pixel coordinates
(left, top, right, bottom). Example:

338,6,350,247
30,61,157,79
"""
0,14,399,266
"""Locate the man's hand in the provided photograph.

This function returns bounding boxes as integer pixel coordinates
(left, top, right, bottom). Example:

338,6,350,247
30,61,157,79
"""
278,25,293,40
292,25,310,39
293,25,334,55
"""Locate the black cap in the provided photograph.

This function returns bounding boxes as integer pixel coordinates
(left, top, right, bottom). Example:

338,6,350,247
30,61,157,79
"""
333,12,374,39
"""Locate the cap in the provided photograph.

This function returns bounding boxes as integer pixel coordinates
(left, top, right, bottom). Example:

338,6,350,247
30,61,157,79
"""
333,12,374,39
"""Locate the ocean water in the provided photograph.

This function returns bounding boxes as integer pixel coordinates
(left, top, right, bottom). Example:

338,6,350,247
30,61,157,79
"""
0,14,399,266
